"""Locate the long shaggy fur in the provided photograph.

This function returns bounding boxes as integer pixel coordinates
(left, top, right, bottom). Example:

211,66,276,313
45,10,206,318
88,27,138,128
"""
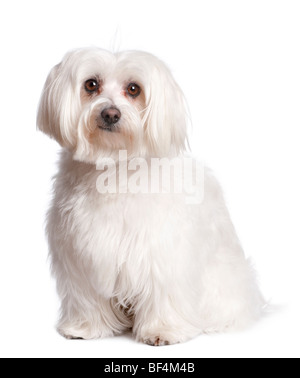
37,48,265,345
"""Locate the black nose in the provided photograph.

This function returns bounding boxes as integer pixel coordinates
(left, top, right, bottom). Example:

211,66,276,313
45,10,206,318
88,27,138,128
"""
101,107,121,125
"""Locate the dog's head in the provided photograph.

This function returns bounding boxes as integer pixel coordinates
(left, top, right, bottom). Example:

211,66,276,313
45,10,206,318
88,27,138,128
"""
37,48,188,163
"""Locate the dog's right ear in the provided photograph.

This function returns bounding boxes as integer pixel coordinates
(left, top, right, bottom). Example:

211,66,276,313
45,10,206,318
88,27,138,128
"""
36,60,78,148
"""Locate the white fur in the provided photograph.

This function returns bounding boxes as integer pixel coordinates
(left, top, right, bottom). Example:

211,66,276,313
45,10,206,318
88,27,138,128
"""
37,48,264,345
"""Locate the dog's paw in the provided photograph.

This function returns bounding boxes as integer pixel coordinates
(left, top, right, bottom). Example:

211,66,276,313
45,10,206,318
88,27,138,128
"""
58,322,114,340
137,322,197,346
139,329,183,346
58,331,85,340
143,336,172,346
58,326,96,340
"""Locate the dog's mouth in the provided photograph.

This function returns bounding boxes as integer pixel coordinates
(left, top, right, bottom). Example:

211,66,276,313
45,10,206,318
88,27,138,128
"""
98,124,119,132
98,125,113,132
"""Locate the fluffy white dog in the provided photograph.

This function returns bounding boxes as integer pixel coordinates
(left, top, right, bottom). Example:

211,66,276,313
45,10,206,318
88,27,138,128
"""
37,48,264,345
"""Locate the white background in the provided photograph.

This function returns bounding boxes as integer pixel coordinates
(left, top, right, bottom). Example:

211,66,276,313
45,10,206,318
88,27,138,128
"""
0,0,299,358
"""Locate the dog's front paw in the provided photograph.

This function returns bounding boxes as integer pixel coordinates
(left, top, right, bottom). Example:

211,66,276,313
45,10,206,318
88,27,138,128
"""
58,322,114,340
143,336,171,346
139,328,183,346
58,325,97,340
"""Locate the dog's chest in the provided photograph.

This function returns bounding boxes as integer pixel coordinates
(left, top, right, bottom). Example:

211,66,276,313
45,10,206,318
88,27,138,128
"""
70,187,187,295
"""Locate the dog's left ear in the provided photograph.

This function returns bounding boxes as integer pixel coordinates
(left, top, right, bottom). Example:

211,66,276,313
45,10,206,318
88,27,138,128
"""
143,59,188,157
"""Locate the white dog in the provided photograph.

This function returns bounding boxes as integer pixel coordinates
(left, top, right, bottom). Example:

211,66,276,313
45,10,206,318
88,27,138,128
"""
37,48,264,345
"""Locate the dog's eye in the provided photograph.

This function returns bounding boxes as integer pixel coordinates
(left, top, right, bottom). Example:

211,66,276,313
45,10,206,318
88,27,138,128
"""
84,79,99,93
127,83,141,98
